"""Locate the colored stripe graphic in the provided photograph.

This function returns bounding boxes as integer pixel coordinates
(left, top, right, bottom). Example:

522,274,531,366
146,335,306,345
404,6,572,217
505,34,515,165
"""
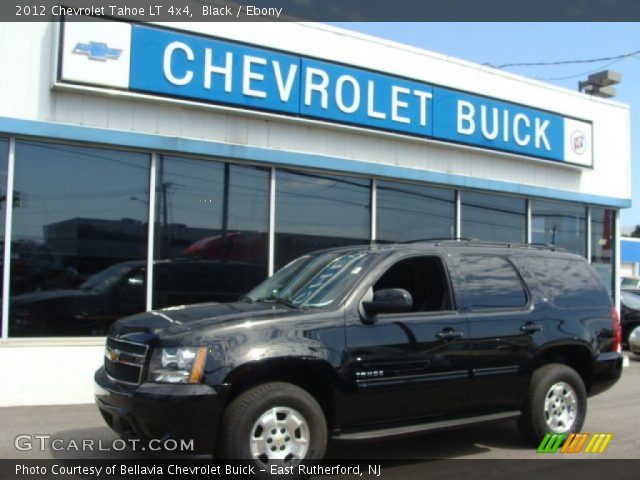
537,434,565,453
560,433,589,453
536,433,613,454
585,434,613,453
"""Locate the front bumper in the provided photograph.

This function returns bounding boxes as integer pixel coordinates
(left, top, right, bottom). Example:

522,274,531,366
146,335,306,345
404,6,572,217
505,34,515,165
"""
589,351,623,396
94,367,229,453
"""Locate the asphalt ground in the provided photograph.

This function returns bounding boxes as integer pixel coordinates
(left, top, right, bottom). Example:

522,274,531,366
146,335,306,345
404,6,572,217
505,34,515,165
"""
1,355,639,478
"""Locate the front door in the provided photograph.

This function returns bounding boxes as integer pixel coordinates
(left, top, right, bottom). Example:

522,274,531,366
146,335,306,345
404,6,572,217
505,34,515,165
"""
343,254,470,428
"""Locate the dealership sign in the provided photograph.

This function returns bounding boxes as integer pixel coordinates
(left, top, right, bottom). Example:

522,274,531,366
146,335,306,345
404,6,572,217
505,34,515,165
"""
58,20,593,167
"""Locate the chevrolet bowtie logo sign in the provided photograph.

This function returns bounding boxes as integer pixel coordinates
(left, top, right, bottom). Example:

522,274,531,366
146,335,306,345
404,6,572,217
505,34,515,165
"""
73,41,122,61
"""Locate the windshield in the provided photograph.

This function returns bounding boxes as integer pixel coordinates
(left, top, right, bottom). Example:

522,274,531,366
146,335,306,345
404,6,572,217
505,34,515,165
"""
246,249,375,308
622,291,640,310
80,264,137,293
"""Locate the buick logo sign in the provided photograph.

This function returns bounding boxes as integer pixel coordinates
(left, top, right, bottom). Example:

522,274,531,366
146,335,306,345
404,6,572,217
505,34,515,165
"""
571,130,587,155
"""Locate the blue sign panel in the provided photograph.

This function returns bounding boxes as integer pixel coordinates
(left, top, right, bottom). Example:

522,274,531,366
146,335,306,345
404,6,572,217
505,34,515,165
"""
118,23,588,165
432,87,564,161
299,59,433,137
130,25,301,114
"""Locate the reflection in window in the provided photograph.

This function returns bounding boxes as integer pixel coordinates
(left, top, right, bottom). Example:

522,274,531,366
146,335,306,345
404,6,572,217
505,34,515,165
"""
153,157,269,308
249,249,373,308
9,141,150,337
591,207,614,293
376,181,455,242
0,138,7,336
458,256,527,310
275,170,370,268
526,257,608,309
531,200,586,255
461,191,526,243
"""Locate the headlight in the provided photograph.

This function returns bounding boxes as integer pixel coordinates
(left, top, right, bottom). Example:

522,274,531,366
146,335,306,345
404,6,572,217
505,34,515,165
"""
148,347,207,384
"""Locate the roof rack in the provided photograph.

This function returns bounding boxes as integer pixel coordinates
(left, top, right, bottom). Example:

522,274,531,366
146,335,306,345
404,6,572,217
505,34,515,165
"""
396,237,565,252
398,237,476,244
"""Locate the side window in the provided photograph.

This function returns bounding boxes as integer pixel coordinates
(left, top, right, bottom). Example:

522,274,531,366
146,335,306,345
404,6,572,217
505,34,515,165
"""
373,256,452,312
526,256,609,309
458,255,527,310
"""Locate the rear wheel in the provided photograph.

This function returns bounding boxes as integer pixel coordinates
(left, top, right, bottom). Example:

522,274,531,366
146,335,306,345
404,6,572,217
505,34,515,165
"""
518,363,587,444
217,382,327,475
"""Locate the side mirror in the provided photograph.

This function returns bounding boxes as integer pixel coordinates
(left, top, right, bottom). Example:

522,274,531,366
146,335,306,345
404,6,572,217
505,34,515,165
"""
362,288,413,317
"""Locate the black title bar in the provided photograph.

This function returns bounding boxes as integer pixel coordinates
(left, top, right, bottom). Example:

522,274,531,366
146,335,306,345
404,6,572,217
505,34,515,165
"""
2,0,640,22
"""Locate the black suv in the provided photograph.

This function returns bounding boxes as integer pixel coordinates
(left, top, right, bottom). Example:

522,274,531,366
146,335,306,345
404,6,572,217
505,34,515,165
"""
95,240,622,468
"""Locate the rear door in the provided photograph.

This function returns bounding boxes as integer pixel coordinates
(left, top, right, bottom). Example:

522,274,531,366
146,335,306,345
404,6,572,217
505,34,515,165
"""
454,254,547,411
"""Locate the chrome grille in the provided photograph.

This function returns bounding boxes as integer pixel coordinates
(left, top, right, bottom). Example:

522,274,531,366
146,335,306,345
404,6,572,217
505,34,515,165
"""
104,337,149,385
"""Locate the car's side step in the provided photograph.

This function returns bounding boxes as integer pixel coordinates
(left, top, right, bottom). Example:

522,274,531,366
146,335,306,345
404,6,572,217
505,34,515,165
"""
332,411,521,441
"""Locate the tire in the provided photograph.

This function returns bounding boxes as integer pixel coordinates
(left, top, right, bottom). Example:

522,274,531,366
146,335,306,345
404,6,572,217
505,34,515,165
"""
518,363,587,445
623,323,639,348
217,382,327,472
628,325,640,356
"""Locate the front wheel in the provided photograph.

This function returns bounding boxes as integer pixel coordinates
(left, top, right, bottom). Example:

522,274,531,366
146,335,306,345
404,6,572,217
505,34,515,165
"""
217,382,327,472
518,363,587,444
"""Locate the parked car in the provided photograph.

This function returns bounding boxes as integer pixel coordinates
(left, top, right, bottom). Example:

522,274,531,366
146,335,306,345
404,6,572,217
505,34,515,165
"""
95,240,622,473
621,276,640,289
0,240,79,295
628,326,640,355
620,289,640,353
10,259,266,336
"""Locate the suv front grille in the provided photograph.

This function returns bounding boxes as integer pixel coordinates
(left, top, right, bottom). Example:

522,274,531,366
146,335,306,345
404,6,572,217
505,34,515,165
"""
104,337,149,385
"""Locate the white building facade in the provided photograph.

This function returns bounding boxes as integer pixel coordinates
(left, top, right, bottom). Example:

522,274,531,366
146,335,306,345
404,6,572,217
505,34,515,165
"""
0,20,631,406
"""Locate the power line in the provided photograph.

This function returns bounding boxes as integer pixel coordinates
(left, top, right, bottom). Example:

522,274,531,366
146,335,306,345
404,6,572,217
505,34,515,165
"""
536,59,623,82
484,48,640,69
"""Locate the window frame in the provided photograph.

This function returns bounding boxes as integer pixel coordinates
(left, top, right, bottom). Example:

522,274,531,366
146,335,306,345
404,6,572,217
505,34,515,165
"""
357,252,460,320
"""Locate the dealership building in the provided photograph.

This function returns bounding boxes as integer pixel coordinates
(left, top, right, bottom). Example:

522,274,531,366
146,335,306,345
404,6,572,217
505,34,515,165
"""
0,19,631,406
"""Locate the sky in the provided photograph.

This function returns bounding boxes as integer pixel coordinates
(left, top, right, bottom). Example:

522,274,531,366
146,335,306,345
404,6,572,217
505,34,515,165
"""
330,22,640,230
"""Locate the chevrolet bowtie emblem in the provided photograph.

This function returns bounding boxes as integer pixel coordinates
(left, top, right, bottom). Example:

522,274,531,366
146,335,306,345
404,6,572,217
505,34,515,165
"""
106,347,118,362
73,41,122,61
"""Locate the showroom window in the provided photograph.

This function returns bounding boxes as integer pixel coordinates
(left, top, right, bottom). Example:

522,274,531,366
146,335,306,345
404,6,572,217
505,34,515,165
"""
460,191,526,243
8,141,150,337
531,200,586,255
275,170,371,268
376,180,455,242
153,156,269,308
0,138,7,336
590,207,615,293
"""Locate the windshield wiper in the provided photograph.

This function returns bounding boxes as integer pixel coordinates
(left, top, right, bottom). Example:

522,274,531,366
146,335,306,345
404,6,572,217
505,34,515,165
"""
238,294,254,303
273,296,299,309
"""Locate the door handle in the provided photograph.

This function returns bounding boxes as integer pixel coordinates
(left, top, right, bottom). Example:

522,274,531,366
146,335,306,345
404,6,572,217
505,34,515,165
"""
437,328,464,340
520,322,543,333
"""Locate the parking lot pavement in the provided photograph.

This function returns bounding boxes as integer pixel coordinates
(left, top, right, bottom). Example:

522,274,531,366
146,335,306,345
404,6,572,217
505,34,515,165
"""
1,355,639,462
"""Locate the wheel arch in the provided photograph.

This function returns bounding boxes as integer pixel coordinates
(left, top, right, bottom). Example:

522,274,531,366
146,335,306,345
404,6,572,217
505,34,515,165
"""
534,343,595,393
222,357,340,432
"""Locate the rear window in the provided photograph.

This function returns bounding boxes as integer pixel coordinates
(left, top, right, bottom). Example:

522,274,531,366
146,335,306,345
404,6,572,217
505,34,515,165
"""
458,255,528,310
525,256,609,309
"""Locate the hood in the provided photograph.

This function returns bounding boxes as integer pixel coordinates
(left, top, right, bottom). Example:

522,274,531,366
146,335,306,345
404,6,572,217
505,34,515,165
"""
109,301,301,341
10,289,93,305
